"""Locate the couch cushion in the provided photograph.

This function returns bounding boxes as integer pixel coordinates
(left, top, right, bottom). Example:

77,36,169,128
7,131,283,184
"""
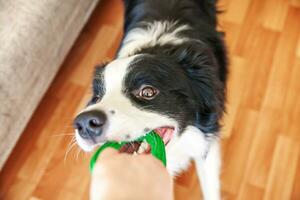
0,0,99,169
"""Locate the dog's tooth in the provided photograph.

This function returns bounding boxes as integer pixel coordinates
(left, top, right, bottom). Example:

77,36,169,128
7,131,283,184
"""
137,142,147,154
133,151,137,155
137,147,144,154
141,141,148,149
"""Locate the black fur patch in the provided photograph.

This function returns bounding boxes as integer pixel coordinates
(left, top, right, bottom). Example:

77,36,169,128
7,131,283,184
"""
120,0,228,83
119,0,227,134
124,42,225,134
88,63,107,106
124,54,193,132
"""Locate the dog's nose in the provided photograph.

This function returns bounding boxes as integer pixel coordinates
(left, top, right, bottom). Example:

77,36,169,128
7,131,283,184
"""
73,110,106,141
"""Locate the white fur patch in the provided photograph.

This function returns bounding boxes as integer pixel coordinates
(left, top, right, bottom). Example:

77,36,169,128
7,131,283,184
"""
195,139,221,200
75,130,95,152
166,125,221,199
166,125,211,175
118,21,190,58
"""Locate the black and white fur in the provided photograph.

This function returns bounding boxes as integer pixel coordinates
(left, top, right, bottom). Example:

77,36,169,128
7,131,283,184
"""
75,0,227,199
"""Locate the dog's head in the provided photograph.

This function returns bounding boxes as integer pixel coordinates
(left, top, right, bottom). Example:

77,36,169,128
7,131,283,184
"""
74,42,224,152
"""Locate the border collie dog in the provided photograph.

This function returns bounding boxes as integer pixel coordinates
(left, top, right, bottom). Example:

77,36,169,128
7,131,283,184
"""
74,0,227,199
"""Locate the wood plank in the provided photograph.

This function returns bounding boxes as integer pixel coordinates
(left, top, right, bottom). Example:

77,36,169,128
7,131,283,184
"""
223,0,251,24
291,153,300,200
262,7,300,110
264,135,300,200
221,56,248,138
290,0,300,7
262,0,289,31
222,109,258,195
237,183,264,200
297,36,300,57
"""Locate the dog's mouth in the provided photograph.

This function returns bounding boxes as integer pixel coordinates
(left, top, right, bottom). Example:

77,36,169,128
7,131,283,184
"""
119,126,174,154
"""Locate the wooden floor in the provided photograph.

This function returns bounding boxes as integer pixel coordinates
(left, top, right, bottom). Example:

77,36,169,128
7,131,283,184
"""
1,0,300,199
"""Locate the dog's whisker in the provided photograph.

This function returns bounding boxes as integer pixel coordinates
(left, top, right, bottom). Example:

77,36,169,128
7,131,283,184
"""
76,148,82,161
66,140,76,156
64,138,77,164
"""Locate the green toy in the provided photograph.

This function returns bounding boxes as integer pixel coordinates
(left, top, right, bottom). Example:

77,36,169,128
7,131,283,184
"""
90,130,166,172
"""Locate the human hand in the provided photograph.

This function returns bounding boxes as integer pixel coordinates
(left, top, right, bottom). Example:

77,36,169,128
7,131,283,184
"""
90,148,173,200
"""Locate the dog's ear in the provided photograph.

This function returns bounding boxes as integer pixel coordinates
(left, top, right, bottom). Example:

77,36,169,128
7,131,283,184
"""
168,41,225,134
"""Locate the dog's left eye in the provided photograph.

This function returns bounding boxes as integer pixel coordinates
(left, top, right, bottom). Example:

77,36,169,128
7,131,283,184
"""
91,95,101,103
137,85,158,100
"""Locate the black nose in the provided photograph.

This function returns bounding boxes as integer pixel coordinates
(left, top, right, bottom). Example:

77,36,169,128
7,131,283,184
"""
73,110,106,141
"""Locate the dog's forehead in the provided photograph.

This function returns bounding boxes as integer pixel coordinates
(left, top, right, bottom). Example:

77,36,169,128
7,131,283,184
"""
103,56,138,90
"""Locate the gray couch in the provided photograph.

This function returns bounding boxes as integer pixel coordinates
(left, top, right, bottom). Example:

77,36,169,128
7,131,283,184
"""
0,0,99,169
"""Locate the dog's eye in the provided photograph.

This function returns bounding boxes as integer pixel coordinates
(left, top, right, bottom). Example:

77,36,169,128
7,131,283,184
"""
91,95,101,103
138,86,158,100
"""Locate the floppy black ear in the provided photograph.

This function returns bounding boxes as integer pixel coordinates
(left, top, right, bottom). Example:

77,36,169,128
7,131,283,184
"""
169,41,225,134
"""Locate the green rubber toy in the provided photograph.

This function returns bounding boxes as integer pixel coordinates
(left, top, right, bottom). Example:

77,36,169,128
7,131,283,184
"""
90,130,166,172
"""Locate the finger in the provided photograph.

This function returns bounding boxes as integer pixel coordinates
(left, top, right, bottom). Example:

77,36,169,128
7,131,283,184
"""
98,148,119,161
139,154,166,169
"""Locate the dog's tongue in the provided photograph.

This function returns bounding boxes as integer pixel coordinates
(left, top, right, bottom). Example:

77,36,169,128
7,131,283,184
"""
154,127,174,145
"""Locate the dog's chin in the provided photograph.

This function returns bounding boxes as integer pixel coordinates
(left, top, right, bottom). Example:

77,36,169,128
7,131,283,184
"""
75,131,97,152
80,144,95,152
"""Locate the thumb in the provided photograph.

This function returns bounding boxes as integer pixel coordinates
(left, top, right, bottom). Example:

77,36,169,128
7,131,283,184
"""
98,148,119,161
